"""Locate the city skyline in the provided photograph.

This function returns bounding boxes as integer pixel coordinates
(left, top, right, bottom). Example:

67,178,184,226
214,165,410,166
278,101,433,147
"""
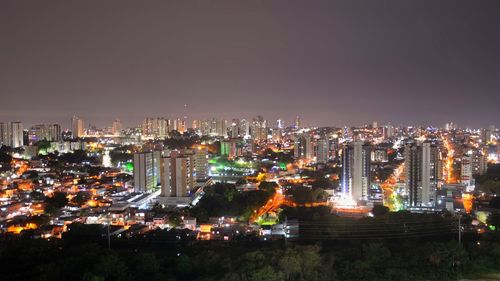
2,1,500,280
1,0,500,128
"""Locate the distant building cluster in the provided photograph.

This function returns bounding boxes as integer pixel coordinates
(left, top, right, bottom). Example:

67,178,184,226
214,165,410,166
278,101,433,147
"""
0,115,498,239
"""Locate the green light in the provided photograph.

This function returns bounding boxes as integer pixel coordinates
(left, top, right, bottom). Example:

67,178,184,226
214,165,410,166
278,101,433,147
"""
279,162,286,170
125,162,133,172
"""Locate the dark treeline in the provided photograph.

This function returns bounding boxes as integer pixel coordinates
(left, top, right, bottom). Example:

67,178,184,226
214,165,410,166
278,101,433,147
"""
1,223,499,281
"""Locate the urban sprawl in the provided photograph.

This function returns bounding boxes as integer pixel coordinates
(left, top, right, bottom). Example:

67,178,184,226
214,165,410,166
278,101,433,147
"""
0,116,499,242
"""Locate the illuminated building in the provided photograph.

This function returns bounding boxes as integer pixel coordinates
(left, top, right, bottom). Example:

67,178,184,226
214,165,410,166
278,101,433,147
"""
316,137,330,164
383,123,394,139
10,121,24,148
49,124,61,141
142,117,168,138
71,116,84,138
341,141,371,202
294,116,300,130
221,139,241,159
171,118,187,133
194,147,209,181
0,122,11,146
404,141,439,206
29,124,61,143
160,151,195,197
481,126,495,144
461,154,474,189
230,119,239,138
371,148,388,162
240,119,250,138
472,149,488,175
294,134,312,160
251,116,266,141
112,119,122,135
133,151,161,192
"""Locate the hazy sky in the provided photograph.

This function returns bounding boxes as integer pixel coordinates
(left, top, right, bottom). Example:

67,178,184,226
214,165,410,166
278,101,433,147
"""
1,0,499,129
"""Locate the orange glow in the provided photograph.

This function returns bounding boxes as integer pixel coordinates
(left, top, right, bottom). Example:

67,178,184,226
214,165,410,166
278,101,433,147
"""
250,187,284,223
200,224,212,232
17,181,33,191
250,186,329,223
7,223,38,234
86,199,98,207
443,137,457,184
380,163,404,209
462,193,474,214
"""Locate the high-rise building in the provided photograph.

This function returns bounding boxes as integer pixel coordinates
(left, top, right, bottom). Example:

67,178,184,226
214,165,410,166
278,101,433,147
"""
48,124,61,141
316,137,330,164
294,134,312,160
240,119,250,139
0,122,11,147
112,119,122,135
142,117,168,138
383,124,394,139
10,121,24,148
404,142,439,207
472,149,488,175
481,125,496,144
251,116,266,141
28,124,61,143
461,154,473,188
160,151,195,197
230,119,239,138
221,139,241,159
71,116,84,138
194,147,209,181
133,151,161,192
371,148,388,162
294,116,301,129
341,141,371,202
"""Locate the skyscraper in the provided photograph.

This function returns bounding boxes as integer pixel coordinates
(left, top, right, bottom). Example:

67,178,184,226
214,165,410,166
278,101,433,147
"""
10,121,24,148
294,116,301,130
133,151,161,192
294,134,312,160
194,147,209,181
160,151,195,197
142,117,168,138
404,141,439,207
383,123,394,140
251,116,266,141
461,154,473,189
341,141,371,202
28,124,61,143
112,119,122,136
71,116,84,138
316,137,330,164
230,119,239,138
0,122,11,147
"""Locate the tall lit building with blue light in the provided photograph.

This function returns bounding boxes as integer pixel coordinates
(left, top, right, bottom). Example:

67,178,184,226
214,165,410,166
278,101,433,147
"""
341,141,371,202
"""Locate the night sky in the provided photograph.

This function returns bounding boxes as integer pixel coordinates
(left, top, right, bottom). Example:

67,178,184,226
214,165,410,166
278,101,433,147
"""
1,0,499,129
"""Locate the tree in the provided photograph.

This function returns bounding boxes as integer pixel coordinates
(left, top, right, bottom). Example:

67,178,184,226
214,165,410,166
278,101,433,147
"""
168,213,182,228
372,205,390,217
45,191,69,209
93,254,131,281
72,191,91,206
0,151,12,171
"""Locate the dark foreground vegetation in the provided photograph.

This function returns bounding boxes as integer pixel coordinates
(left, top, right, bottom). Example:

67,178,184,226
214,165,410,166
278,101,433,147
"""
1,224,499,281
